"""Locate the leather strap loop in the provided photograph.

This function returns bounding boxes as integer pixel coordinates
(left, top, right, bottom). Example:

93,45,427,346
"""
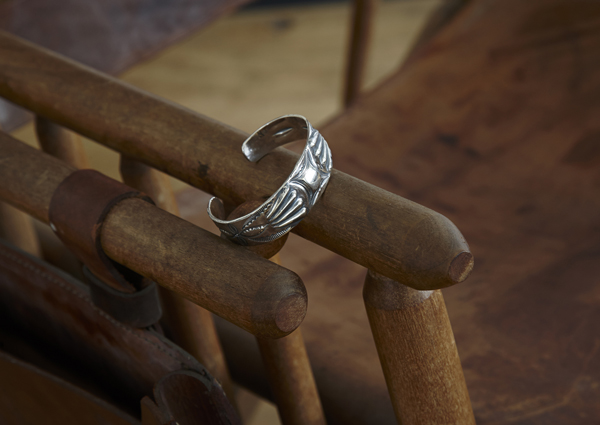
83,266,162,328
49,169,154,293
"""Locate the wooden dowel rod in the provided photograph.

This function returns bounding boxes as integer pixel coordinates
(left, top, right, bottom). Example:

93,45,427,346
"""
226,202,325,425
0,120,41,257
0,31,473,291
119,156,236,405
363,270,475,424
0,131,307,338
258,254,326,425
343,0,377,107
35,116,90,169
257,328,326,425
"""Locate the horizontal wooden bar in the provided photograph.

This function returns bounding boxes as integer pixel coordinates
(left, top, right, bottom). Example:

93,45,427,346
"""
0,31,473,290
0,131,307,338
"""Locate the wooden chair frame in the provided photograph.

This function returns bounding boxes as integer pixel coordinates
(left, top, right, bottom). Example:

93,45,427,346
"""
0,23,475,424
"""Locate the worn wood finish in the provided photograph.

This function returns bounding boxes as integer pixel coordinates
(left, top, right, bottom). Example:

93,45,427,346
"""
120,156,236,405
0,30,472,291
225,201,325,425
35,116,90,169
257,330,326,425
103,198,306,338
202,0,600,422
315,1,600,421
343,0,377,107
186,190,395,424
363,270,474,424
0,132,307,338
184,1,600,422
0,132,73,223
404,0,469,62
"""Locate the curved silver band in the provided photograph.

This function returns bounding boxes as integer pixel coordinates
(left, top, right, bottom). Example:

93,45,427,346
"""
208,115,332,246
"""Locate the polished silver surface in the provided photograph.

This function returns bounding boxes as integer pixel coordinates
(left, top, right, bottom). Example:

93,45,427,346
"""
208,115,332,246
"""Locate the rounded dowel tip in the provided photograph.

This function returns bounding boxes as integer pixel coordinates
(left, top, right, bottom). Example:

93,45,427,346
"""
251,269,307,339
448,251,474,283
275,293,307,334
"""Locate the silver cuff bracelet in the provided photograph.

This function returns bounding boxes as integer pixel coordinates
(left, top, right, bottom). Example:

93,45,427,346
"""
208,115,332,245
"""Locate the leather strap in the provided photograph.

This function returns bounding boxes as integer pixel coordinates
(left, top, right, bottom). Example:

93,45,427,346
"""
83,266,162,328
49,169,153,293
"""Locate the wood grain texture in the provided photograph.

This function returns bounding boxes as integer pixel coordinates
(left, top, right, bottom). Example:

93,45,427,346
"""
363,271,474,424
120,156,236,406
343,0,378,107
185,191,396,425
316,0,600,421
403,0,469,62
0,132,307,338
0,131,74,223
182,0,600,422
102,198,307,338
257,329,326,425
0,30,472,291
214,0,600,422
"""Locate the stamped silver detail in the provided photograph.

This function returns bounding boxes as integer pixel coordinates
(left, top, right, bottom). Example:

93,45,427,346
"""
208,115,332,246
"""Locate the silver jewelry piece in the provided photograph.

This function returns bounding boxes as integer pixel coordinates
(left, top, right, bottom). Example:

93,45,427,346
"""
208,115,332,246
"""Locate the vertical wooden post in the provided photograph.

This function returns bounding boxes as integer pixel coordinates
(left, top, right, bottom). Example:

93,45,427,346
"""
35,116,90,169
0,202,41,256
257,254,326,425
226,202,326,425
343,0,377,108
363,270,475,425
119,156,236,406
